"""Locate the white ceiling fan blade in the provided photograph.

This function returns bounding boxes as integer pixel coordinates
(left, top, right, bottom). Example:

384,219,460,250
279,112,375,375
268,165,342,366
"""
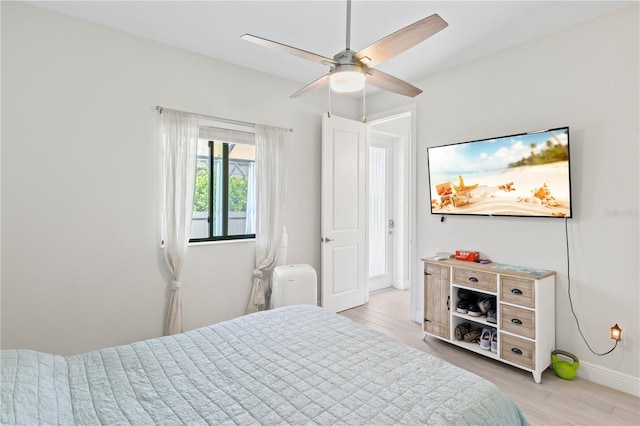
354,14,448,68
241,34,337,66
290,74,330,98
365,68,422,97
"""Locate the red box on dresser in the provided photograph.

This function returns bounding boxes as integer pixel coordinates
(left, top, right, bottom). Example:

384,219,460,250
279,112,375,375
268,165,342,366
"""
455,250,480,262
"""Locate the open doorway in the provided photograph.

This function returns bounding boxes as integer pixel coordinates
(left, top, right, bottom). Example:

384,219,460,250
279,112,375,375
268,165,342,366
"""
366,111,413,296
368,134,395,292
320,106,417,319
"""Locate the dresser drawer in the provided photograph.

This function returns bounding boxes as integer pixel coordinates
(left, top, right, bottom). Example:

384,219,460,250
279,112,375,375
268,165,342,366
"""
500,304,535,339
425,262,450,278
501,333,535,369
501,276,535,308
452,268,497,293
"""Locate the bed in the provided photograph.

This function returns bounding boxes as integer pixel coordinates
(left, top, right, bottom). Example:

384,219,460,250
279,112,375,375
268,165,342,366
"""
1,305,528,425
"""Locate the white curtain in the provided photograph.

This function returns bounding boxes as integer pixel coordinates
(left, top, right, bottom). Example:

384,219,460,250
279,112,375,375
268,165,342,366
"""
369,146,387,276
246,125,290,314
245,162,256,235
161,109,199,335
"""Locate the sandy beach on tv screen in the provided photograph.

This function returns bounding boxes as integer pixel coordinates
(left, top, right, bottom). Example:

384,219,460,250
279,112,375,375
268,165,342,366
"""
431,162,571,217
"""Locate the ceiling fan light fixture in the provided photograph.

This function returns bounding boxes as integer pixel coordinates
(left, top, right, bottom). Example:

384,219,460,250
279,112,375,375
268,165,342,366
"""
329,66,366,93
242,0,447,98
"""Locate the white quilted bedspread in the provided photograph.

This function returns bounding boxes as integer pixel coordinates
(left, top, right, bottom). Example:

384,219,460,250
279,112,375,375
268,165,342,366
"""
1,305,528,425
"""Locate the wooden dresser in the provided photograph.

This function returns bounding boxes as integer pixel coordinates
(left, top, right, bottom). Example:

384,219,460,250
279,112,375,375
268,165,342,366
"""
422,258,555,383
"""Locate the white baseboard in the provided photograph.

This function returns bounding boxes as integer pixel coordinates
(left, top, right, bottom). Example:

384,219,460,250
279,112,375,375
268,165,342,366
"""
393,280,409,290
576,360,640,397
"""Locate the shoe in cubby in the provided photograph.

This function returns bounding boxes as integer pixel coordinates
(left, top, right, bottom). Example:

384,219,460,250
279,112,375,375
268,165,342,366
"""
486,308,497,324
456,300,469,314
468,303,483,317
479,328,492,350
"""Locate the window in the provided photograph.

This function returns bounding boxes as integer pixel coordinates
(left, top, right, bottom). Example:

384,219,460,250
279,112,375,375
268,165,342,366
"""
190,124,256,242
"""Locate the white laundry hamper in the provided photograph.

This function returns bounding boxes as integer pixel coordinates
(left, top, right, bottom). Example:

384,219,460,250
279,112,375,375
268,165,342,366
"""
271,264,317,308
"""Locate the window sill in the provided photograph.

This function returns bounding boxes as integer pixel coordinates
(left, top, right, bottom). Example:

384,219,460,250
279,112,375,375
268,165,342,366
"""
188,238,255,247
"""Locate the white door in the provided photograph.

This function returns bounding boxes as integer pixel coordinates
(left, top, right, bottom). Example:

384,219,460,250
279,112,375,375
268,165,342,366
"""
368,135,394,292
321,114,367,312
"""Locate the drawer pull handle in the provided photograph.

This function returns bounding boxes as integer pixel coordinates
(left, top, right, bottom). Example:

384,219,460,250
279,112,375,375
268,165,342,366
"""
511,348,523,355
511,318,523,325
469,277,478,283
511,288,523,295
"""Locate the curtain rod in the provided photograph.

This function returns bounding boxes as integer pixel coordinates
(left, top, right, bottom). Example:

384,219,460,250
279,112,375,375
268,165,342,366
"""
155,106,293,132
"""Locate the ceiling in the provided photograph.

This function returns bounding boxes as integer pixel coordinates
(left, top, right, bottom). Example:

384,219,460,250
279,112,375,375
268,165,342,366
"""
24,1,634,97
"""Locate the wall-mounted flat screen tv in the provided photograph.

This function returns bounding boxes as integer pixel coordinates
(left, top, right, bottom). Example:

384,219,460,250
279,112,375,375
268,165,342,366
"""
427,126,572,218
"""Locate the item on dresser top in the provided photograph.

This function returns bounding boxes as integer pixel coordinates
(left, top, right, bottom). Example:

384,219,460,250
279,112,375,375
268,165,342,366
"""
436,252,456,259
456,250,480,262
489,263,552,276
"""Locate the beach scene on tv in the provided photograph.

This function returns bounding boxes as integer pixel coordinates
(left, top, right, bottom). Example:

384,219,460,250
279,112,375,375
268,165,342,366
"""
428,128,571,218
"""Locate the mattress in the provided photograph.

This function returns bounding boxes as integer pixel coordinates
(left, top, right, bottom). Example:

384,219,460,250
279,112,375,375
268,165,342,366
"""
1,305,528,425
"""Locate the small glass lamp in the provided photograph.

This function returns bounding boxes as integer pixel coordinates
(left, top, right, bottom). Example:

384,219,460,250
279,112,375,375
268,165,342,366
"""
610,324,622,341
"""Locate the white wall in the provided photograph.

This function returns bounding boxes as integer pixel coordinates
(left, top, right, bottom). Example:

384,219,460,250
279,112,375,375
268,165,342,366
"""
367,5,639,390
0,2,357,355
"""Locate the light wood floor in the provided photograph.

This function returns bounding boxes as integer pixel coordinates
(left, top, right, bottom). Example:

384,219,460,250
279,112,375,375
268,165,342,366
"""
340,289,640,426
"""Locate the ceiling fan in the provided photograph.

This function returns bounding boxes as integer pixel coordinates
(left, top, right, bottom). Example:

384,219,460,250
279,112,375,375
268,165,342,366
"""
241,0,448,98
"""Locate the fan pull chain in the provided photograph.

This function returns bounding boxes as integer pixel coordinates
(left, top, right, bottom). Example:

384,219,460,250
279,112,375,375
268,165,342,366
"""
362,84,366,123
327,85,332,118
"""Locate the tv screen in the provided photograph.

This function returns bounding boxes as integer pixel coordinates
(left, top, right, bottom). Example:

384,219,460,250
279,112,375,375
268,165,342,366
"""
427,126,572,218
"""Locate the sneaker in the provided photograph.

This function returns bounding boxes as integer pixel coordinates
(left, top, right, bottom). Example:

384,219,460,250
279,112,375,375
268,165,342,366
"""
456,300,469,314
486,308,497,323
491,331,498,353
480,328,492,350
468,303,483,317
467,292,478,305
478,297,494,314
458,288,472,301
